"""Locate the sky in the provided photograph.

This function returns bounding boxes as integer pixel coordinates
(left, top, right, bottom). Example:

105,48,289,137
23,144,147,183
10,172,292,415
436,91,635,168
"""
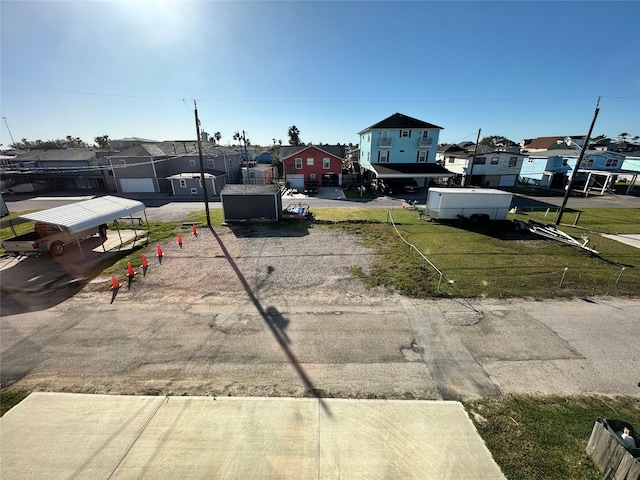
1,0,639,149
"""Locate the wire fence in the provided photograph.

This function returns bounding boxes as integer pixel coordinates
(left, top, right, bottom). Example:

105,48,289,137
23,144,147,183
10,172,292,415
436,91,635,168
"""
385,209,482,313
385,207,636,299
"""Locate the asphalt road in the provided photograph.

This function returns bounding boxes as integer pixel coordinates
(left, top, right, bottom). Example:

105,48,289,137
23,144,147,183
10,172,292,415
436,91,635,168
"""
1,289,638,400
3,187,639,223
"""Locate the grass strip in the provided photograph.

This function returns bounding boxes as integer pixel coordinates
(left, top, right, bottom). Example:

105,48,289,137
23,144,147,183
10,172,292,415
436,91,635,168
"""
465,395,640,480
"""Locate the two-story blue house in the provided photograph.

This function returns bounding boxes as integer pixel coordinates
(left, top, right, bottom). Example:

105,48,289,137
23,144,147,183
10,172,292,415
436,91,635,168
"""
358,113,453,189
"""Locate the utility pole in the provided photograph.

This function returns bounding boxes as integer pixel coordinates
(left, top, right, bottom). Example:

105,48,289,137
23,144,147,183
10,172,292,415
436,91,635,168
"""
194,100,211,227
466,128,481,187
555,97,600,225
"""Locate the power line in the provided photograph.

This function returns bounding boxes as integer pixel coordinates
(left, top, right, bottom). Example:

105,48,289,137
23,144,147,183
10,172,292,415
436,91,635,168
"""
3,86,639,104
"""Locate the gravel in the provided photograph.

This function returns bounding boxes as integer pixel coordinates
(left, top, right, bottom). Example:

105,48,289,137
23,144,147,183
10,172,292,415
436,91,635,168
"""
94,223,395,307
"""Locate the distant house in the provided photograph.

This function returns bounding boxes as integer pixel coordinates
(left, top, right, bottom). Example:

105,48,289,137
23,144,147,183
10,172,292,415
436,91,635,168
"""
358,113,453,188
520,136,587,152
255,151,274,164
280,145,345,189
520,149,637,194
242,164,277,185
167,173,217,196
1,148,115,192
108,142,242,193
437,145,527,187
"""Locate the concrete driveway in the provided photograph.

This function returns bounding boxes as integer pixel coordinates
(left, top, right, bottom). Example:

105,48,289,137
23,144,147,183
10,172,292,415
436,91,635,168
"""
1,393,505,480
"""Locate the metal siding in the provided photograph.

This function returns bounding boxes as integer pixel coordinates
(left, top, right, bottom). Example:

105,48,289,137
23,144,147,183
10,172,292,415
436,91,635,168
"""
221,194,279,222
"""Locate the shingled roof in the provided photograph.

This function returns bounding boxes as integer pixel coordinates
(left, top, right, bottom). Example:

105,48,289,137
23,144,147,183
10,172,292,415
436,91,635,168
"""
358,113,443,134
280,144,346,160
13,148,102,162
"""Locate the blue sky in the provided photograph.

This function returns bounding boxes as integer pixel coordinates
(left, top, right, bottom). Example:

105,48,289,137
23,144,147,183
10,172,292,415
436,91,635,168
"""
1,0,639,148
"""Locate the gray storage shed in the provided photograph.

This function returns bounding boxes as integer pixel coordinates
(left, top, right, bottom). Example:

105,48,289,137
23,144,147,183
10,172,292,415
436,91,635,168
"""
220,184,282,223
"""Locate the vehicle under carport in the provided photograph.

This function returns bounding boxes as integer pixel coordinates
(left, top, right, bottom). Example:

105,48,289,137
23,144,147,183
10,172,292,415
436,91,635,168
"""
3,196,149,259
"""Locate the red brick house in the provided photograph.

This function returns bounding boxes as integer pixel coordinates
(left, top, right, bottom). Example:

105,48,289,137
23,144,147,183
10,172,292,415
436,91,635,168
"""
281,145,345,189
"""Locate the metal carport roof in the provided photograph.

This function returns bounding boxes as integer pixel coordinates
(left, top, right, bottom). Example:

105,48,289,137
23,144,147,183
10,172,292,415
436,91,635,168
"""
19,195,146,234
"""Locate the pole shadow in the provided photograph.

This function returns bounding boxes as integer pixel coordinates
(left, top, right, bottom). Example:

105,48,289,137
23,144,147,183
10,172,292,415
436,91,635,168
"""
207,226,332,417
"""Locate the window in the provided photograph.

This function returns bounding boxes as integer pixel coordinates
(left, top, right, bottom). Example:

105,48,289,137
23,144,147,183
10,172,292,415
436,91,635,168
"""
509,157,517,167
448,157,455,163
562,158,568,166
605,158,618,167
491,157,499,165
199,178,203,187
179,179,187,188
323,158,330,169
528,159,534,163
378,151,389,162
207,160,214,169
190,188,198,195
585,158,594,167
400,130,410,138
473,157,486,165
422,131,429,138
306,158,314,166
310,173,316,180
295,158,302,169
190,159,196,167
417,151,427,163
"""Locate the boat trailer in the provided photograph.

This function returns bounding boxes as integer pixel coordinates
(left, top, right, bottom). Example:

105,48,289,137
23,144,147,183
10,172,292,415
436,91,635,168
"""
513,219,599,255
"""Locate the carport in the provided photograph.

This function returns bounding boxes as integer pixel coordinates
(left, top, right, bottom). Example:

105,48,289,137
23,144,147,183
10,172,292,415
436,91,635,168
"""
369,163,454,189
576,167,639,195
16,195,148,260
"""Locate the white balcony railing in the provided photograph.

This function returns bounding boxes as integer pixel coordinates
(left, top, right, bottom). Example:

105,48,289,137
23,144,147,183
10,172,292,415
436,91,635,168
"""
378,138,392,148
419,137,433,147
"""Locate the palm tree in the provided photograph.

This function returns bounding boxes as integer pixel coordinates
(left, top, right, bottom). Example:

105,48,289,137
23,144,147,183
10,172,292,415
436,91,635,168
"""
214,132,221,144
288,125,301,145
232,131,241,146
618,132,630,143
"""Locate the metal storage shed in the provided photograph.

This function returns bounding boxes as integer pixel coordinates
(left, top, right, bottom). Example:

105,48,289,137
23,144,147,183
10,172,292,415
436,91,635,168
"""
220,184,282,223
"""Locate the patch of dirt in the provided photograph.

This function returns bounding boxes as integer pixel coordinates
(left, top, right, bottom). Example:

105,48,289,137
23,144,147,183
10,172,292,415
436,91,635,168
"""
83,224,392,306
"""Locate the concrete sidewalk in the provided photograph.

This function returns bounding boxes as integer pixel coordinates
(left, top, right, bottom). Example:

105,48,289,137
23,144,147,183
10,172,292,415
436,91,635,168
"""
601,234,640,250
0,393,505,479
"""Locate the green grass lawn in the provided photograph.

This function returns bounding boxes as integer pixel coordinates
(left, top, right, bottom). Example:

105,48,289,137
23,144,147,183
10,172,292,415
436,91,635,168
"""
465,395,640,480
314,207,640,299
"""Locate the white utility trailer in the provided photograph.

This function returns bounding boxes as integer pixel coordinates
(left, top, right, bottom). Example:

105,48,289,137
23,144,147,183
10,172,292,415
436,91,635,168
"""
426,188,513,222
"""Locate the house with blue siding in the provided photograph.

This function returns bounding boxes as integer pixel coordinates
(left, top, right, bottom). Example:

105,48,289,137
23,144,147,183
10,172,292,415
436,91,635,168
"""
358,113,453,188
520,149,638,194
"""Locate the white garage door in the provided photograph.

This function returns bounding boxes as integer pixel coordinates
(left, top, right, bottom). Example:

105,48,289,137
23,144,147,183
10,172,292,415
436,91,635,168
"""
120,178,155,193
286,174,304,189
498,175,517,187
